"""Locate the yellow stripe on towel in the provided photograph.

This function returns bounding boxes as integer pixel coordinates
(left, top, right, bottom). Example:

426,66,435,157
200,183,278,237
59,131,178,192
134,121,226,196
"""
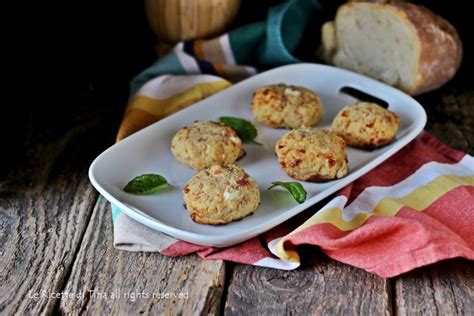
117,80,231,141
302,175,474,233
127,80,231,117
274,175,474,262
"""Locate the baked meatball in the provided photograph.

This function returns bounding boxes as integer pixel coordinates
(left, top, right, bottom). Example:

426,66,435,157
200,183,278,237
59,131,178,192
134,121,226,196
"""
171,121,245,170
251,83,324,129
183,164,260,225
275,127,348,181
332,102,400,149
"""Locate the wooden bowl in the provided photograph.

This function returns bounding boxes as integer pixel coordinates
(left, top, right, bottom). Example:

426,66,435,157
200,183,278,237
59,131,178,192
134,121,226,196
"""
145,0,241,43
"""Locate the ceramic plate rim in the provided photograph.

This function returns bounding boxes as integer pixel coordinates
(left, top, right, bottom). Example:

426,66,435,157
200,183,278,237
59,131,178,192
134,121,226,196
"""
89,63,427,247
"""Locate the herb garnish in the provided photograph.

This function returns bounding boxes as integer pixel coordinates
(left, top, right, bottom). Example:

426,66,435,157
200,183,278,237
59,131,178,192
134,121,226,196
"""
268,181,307,204
124,174,169,195
219,116,262,145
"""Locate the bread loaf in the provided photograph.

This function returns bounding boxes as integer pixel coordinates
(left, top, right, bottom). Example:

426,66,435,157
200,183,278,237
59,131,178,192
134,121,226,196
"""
318,2,462,95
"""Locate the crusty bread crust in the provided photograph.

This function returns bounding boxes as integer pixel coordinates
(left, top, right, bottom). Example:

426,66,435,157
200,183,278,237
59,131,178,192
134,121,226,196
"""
390,2,462,94
320,2,462,95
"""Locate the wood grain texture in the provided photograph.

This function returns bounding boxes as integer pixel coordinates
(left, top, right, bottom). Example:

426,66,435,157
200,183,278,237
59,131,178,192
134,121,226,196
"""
0,116,115,315
420,86,474,155
224,250,391,315
59,196,226,315
395,259,474,315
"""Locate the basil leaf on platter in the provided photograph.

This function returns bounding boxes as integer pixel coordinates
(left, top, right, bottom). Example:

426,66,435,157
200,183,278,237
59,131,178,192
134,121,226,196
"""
124,174,169,195
268,181,307,204
219,116,262,145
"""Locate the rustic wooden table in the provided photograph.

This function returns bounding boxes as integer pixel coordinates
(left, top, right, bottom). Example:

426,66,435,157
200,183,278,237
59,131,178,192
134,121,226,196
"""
1,1,473,314
1,72,473,315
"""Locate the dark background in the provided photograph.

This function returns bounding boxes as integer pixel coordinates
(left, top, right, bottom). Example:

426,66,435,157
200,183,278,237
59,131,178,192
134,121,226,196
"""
3,0,472,173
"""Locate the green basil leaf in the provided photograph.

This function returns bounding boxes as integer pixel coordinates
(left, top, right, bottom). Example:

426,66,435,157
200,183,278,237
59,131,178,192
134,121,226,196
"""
124,174,169,195
219,116,262,145
268,181,307,204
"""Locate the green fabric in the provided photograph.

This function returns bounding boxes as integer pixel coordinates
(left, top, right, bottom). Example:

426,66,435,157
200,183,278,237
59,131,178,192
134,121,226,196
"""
259,0,319,65
228,22,266,65
112,204,121,222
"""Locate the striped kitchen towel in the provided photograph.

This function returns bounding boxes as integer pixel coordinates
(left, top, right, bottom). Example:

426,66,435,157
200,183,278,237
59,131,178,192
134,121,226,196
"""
117,0,317,141
111,0,474,277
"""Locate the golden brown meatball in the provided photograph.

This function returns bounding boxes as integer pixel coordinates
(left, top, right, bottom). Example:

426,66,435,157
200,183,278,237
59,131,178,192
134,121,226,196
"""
251,84,324,129
171,121,244,170
332,102,400,149
183,164,260,225
275,127,348,181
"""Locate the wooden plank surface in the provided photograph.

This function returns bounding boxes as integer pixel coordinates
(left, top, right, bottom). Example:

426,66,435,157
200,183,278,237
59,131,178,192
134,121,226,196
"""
420,86,474,155
395,259,473,315
2,70,472,316
59,196,226,316
224,250,391,315
0,115,115,315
